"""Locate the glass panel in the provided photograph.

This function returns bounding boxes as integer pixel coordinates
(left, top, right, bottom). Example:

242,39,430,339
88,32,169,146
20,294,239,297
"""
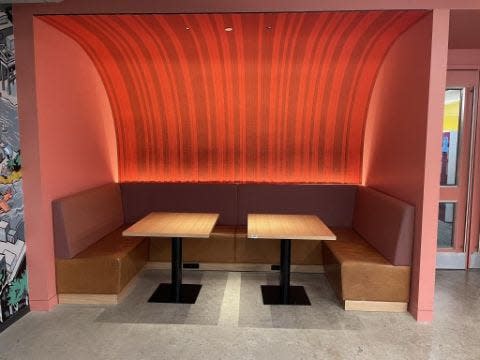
441,89,462,186
437,202,456,248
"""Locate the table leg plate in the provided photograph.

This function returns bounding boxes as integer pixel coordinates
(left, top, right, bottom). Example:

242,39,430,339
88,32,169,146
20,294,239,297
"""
261,285,311,306
148,283,202,304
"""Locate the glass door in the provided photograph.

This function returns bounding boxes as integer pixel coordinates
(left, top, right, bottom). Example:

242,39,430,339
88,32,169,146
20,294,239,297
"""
436,70,477,269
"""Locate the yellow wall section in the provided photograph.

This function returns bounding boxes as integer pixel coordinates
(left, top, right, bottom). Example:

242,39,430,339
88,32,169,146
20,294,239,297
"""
443,100,460,132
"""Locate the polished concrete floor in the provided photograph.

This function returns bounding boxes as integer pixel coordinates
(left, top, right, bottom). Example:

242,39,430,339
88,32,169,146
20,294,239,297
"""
0,269,479,360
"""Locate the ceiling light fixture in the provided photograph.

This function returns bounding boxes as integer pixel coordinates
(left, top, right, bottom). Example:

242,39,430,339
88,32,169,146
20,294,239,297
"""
225,27,233,32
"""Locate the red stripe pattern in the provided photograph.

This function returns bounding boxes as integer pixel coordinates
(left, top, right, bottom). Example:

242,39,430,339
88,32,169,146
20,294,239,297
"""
40,12,426,183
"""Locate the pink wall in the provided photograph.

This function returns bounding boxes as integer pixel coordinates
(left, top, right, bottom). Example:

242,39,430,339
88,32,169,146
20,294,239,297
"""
363,17,432,198
22,19,117,310
448,49,480,68
364,10,450,322
449,10,480,49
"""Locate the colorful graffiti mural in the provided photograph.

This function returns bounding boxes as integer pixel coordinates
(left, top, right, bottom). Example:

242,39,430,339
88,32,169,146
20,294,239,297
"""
0,4,28,330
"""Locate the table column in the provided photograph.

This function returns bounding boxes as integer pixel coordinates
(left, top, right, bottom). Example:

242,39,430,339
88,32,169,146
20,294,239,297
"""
171,237,182,302
280,239,291,304
260,237,311,306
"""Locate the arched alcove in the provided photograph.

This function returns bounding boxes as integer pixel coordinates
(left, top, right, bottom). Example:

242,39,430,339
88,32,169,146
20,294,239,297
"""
40,11,426,183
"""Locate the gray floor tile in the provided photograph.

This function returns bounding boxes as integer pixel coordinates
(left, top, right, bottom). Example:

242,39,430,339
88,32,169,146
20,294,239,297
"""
0,269,480,360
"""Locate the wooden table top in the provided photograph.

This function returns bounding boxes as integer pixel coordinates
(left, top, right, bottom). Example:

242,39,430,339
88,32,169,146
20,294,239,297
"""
122,212,219,238
247,214,336,241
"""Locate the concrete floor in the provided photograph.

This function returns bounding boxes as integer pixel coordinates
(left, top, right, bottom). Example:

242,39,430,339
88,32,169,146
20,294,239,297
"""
0,269,479,360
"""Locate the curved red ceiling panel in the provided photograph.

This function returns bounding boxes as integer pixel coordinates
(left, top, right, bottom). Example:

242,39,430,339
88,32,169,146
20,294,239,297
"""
40,11,427,183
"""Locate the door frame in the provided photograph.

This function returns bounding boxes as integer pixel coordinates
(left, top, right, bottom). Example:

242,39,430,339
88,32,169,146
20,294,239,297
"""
467,74,480,268
436,70,479,269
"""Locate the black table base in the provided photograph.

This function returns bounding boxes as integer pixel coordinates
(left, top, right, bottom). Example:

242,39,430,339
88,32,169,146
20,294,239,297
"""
261,239,312,306
261,285,311,305
148,283,202,304
148,237,202,304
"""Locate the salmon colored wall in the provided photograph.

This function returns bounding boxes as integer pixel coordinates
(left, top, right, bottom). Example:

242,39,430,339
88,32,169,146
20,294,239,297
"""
24,19,117,310
363,10,450,322
449,10,480,49
363,17,432,197
448,49,480,68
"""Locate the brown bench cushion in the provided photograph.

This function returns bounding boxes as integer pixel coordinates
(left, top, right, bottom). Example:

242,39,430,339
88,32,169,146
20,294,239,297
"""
149,225,236,263
353,187,414,266
235,226,279,264
323,229,410,302
56,226,148,294
235,226,323,265
52,183,124,259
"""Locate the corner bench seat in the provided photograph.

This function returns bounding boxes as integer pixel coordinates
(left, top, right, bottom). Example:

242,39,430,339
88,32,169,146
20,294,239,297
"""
56,226,148,295
323,228,410,303
53,184,149,303
322,187,414,311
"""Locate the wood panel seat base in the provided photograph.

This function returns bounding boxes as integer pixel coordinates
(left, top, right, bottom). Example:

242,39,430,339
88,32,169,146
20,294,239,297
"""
58,293,119,305
150,225,325,266
344,300,408,312
58,273,139,305
145,261,325,273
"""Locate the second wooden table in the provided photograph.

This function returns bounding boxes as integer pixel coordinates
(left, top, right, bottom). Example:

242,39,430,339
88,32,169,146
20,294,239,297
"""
123,212,219,304
248,214,336,305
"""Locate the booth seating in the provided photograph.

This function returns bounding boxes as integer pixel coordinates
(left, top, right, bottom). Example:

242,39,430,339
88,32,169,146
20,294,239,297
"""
322,187,414,312
53,184,149,304
52,182,414,311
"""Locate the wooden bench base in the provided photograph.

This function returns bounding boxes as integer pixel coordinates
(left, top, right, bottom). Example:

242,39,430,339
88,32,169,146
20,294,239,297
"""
58,263,325,305
145,262,325,273
58,273,139,305
344,300,408,312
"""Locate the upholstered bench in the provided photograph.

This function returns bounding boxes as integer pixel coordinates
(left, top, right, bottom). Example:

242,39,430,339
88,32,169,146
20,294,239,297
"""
150,225,323,269
235,226,323,267
322,187,414,312
149,225,236,263
53,183,149,304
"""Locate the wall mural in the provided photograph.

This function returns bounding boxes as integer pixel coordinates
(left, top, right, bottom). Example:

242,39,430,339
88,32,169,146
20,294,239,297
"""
0,4,28,331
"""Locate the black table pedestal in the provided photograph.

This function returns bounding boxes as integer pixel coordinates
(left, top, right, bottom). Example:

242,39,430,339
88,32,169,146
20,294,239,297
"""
148,237,202,304
261,239,311,306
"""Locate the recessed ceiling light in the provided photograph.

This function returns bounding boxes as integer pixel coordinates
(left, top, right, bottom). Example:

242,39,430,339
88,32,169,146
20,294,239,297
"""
225,27,233,32
185,26,191,30
266,26,272,30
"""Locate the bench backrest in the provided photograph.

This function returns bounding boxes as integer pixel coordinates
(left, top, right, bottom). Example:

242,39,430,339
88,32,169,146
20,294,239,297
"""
353,187,415,266
52,183,124,259
237,184,357,227
120,183,238,225
120,183,357,227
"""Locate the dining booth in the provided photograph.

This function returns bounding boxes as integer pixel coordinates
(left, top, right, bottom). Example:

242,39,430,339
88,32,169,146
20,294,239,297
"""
52,182,413,310
15,2,449,322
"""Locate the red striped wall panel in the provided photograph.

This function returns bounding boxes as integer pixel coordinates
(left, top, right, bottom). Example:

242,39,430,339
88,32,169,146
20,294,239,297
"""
40,11,427,183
